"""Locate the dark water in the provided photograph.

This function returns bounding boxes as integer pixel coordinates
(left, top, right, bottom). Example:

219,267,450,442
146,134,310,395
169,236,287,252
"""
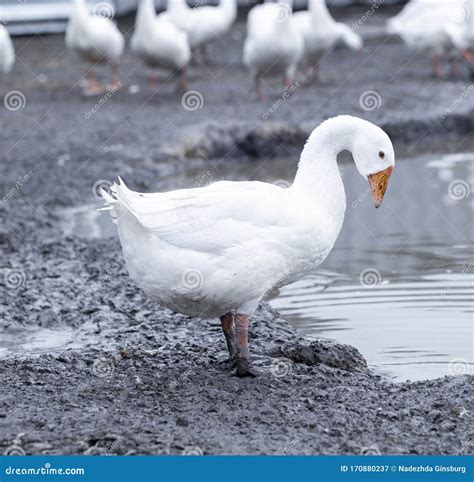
55,148,474,382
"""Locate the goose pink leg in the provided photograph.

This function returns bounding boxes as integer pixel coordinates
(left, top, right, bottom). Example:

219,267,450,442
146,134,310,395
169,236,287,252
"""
234,314,258,377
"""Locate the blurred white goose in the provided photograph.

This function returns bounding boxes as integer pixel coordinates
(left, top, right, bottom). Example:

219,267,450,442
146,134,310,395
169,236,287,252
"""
165,0,237,61
444,0,474,79
66,0,124,95
0,25,14,74
387,0,464,78
292,0,362,81
243,0,303,99
247,0,276,36
101,115,395,377
131,0,190,92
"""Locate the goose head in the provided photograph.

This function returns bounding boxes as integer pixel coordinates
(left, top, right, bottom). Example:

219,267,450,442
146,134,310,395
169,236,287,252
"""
294,116,395,209
349,119,394,208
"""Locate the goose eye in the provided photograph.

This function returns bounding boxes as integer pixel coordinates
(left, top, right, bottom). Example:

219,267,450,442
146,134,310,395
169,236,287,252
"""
379,151,385,159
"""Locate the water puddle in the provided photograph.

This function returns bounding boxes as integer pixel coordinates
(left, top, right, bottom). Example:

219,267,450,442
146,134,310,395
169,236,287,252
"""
0,327,78,359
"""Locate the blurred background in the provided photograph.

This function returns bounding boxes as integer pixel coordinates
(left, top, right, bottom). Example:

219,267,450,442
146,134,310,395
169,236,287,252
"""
2,1,407,35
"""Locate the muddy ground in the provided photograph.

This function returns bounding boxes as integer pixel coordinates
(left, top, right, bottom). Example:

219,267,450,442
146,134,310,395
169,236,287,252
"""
0,7,473,455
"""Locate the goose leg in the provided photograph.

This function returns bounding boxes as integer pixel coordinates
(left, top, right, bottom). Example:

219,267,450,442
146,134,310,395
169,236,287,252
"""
220,312,236,361
449,56,459,78
432,54,442,79
177,66,188,93
108,63,121,91
149,73,158,93
255,75,266,101
84,66,104,96
461,49,474,80
234,314,258,377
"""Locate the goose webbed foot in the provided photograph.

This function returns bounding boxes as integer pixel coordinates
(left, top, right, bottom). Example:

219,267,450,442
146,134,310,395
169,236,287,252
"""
235,357,261,378
84,67,104,96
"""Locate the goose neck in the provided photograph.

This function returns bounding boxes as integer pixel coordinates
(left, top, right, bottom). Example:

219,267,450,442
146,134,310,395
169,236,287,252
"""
291,117,357,218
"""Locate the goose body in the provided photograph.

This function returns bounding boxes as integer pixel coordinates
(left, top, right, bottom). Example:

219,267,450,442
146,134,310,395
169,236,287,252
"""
0,25,14,74
243,0,303,98
102,116,395,376
165,0,236,51
131,0,190,75
292,0,362,75
66,0,124,94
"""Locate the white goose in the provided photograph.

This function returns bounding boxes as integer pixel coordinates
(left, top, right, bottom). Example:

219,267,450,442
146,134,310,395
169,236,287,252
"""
101,116,395,377
445,0,474,79
292,0,362,81
387,0,464,78
246,0,276,36
165,0,237,61
243,0,303,99
131,0,191,92
0,25,14,74
66,0,124,95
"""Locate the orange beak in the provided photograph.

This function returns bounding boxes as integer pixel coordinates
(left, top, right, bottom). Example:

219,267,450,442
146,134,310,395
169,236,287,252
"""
368,166,393,208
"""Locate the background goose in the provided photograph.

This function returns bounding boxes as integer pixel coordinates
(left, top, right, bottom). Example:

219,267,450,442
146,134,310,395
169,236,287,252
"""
131,0,190,92
101,115,395,377
292,0,362,81
165,0,237,62
0,25,14,74
65,0,124,95
243,0,303,99
444,0,474,79
386,0,463,78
